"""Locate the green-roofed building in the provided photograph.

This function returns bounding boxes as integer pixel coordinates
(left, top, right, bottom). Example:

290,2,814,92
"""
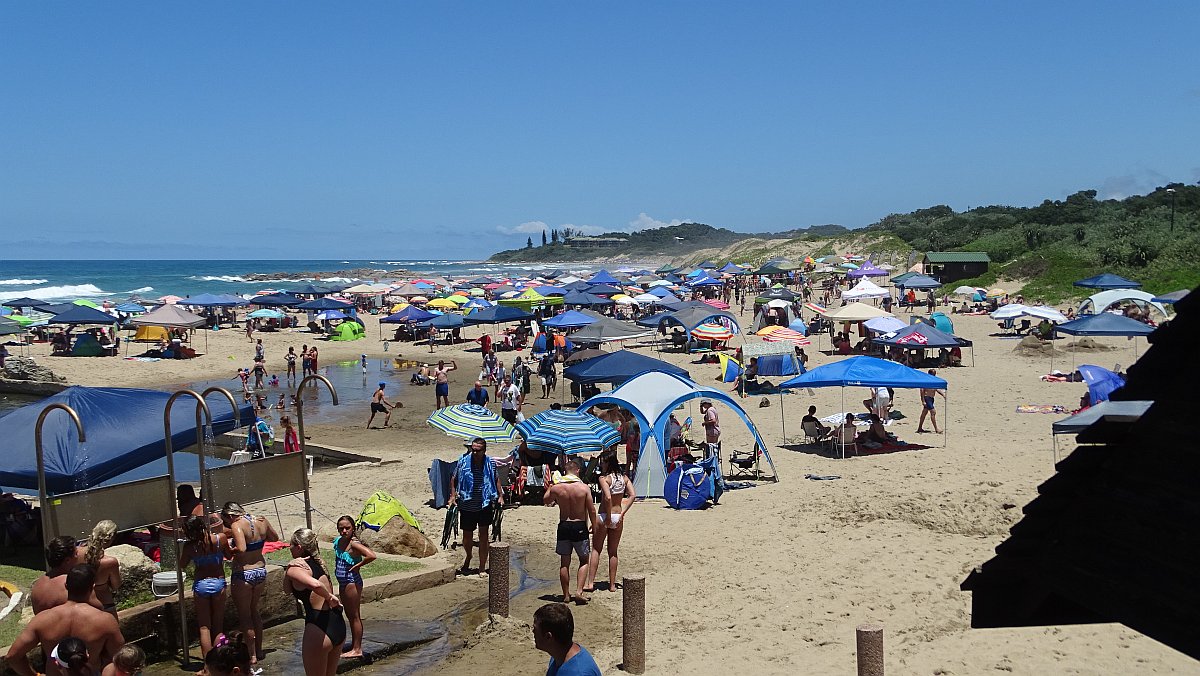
922,251,990,283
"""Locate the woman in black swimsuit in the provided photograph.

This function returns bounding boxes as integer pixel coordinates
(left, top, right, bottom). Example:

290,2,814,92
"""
286,528,345,676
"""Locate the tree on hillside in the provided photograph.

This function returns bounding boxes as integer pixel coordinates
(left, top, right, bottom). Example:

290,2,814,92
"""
542,230,547,246
551,229,559,244
526,236,533,249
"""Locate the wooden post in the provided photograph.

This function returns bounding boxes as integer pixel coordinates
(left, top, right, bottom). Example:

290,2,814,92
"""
856,624,884,676
488,542,509,618
622,574,646,674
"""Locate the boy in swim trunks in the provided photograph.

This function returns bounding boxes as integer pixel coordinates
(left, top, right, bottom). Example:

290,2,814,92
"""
544,459,597,605
368,383,394,428
917,369,945,434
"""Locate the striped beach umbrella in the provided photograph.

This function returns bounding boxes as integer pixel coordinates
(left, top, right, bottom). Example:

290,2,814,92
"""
761,328,811,346
690,322,734,342
516,409,622,455
703,298,730,310
426,404,518,443
803,302,826,314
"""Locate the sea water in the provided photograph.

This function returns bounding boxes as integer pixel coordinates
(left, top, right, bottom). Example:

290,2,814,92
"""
0,259,597,304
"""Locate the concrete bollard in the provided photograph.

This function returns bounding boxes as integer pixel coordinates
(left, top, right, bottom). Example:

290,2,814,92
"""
622,575,646,674
488,542,510,618
856,624,884,676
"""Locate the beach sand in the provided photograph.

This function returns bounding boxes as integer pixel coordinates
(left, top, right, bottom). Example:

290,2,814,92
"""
26,311,1190,673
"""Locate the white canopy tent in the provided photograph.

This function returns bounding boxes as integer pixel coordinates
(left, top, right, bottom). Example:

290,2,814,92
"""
843,279,889,301
581,370,777,498
824,302,894,322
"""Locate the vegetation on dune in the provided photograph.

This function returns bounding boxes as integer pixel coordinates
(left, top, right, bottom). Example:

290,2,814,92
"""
487,183,1200,303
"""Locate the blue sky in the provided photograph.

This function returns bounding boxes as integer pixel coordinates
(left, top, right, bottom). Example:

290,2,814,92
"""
2,2,1197,259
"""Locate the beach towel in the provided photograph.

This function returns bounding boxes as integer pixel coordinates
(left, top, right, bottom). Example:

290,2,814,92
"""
1016,404,1069,414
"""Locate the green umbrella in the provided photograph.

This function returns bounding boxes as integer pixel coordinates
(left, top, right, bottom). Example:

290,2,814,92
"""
426,404,518,443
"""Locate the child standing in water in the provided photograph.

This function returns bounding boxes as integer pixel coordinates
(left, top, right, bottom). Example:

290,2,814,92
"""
333,515,377,658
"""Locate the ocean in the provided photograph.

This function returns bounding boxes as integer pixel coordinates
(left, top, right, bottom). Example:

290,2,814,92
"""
0,259,593,304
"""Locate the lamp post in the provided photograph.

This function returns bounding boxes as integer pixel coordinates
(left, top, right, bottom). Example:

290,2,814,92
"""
1166,188,1176,232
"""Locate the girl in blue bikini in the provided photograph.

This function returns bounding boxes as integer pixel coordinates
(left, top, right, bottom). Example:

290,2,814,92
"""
179,515,227,660
333,515,377,657
222,502,278,666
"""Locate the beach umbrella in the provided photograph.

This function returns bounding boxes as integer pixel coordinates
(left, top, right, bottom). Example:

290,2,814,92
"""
72,299,101,309
803,302,826,314
761,328,811,346
703,298,731,310
427,297,457,310
315,310,347,321
115,302,147,313
953,285,981,296
986,288,1007,297
515,409,622,455
248,308,285,320
426,404,518,443
990,304,1029,320
410,296,430,304
864,316,907,333
690,322,734,342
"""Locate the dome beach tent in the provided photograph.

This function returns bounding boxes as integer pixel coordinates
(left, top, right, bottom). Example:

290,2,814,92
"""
329,321,365,341
581,370,776,498
1077,289,1166,319
780,356,949,455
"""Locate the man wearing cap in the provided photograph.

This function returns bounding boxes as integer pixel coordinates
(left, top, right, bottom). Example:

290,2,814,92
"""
449,437,502,578
367,382,394,429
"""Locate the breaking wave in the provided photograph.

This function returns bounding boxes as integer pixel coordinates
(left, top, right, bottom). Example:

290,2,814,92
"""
0,279,49,286
190,275,248,283
0,284,109,302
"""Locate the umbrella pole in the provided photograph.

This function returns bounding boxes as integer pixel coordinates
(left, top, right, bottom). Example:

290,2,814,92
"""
943,390,948,448
779,392,786,444
840,386,845,459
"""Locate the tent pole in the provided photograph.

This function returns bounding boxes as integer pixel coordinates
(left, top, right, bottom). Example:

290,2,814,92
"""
943,390,948,448
779,392,786,444
840,386,845,459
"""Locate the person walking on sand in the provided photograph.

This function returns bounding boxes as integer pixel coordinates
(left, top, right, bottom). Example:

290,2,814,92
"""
498,375,521,424
6,565,125,676
544,458,597,605
585,453,634,595
333,516,377,658
433,359,458,409
367,383,395,428
917,369,945,434
449,437,502,578
533,603,602,676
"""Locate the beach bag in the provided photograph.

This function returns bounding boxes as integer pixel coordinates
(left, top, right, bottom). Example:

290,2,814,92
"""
664,463,712,510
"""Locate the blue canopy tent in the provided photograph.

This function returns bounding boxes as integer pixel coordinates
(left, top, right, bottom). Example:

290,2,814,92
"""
896,274,941,290
250,293,303,307
581,370,776,498
1151,289,1189,304
588,270,620,285
562,291,613,307
419,313,464,329
585,284,623,296
873,323,961,348
462,305,534,325
0,386,250,494
563,280,592,292
182,293,244,308
286,284,335,296
115,302,147,314
689,277,725,287
635,311,675,328
1055,311,1154,366
718,262,746,274
50,305,118,326
1073,273,1141,290
563,349,690,385
380,306,437,324
542,310,597,329
296,297,354,311
781,356,949,454
647,286,675,298
533,285,567,297
2,297,52,310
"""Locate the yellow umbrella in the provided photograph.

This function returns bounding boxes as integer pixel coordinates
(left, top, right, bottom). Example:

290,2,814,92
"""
427,297,456,309
390,302,410,313
755,325,785,336
987,288,1007,297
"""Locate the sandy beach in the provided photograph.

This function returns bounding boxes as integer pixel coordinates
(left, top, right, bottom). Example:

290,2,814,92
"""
20,308,1191,673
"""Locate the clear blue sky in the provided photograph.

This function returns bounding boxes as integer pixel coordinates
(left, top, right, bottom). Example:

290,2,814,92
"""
2,2,1197,259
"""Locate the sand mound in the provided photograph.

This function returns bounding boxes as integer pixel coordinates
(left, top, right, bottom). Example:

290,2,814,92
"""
1011,335,1060,357
1061,337,1114,352
467,615,533,650
827,486,1023,537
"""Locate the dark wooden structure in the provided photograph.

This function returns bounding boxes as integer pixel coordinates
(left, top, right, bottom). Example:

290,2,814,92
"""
923,252,989,283
961,287,1200,660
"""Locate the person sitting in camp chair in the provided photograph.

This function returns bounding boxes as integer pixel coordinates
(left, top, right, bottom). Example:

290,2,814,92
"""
1013,318,1033,336
834,413,859,456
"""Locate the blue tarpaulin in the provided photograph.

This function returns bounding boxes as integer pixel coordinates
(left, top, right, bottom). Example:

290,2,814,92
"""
780,356,947,390
563,350,690,385
0,386,251,493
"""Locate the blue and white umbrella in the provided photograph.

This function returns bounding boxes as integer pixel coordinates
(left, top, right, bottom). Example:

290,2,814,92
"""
516,409,622,455
315,310,347,321
248,308,285,319
427,404,518,443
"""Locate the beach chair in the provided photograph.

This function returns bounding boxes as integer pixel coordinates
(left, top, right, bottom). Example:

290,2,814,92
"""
1015,319,1032,336
728,447,758,479
801,420,830,448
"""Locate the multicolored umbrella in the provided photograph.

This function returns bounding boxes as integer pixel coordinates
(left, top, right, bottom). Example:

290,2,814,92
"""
690,322,734,341
426,404,518,443
761,328,811,346
516,409,622,455
803,302,826,314
703,298,730,310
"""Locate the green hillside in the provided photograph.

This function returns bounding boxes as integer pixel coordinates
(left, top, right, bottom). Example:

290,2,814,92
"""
487,183,1200,303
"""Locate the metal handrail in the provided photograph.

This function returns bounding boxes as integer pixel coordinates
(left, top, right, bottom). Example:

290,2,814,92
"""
34,403,85,566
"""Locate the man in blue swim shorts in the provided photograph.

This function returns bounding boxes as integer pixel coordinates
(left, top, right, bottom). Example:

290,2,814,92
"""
917,369,945,434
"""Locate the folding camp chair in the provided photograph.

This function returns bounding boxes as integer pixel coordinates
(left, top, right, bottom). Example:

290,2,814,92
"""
728,447,759,479
440,504,459,550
